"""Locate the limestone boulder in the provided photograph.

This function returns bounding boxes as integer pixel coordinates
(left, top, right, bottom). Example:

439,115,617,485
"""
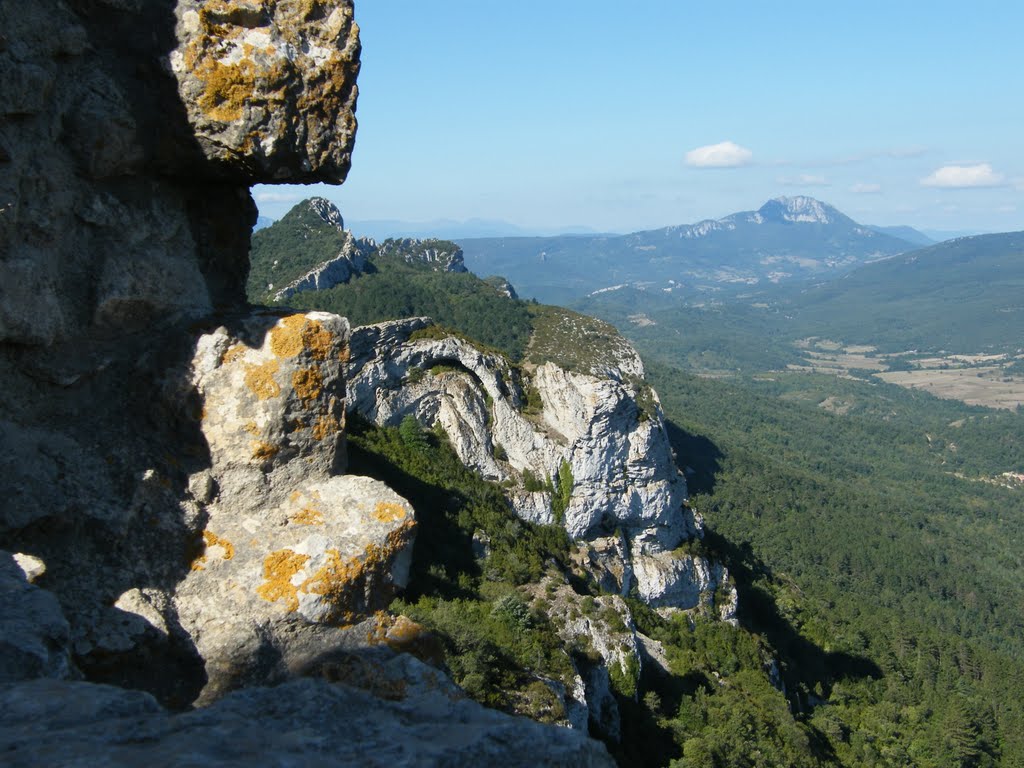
178,311,416,702
172,0,360,182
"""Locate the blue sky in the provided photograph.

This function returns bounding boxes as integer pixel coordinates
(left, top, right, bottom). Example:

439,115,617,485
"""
253,1,1024,235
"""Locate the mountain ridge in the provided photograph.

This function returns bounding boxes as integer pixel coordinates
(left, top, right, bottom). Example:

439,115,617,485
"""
458,196,921,304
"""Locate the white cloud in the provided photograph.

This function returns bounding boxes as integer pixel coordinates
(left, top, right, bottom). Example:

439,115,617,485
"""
778,174,830,187
253,190,311,204
850,182,882,194
920,163,1005,188
685,141,753,168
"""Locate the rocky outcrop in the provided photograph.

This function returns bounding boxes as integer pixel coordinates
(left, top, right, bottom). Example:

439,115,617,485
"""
271,201,376,301
175,311,417,702
377,237,469,272
0,0,359,346
0,551,72,684
346,317,722,605
632,548,737,621
532,578,645,742
0,673,615,768
171,0,360,182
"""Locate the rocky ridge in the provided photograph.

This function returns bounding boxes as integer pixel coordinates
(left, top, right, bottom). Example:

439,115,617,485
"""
346,315,734,612
257,198,470,302
0,2,613,765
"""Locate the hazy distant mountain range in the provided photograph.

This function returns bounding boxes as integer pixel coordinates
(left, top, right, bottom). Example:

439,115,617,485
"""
345,218,604,241
457,197,930,304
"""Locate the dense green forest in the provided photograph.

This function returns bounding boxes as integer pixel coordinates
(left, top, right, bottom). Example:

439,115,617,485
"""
652,364,1024,766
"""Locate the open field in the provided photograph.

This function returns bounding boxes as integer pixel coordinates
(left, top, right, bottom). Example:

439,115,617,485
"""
790,338,1024,410
876,367,1024,410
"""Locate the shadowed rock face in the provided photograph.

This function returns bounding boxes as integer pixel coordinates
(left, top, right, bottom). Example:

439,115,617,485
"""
0,0,368,702
0,0,360,345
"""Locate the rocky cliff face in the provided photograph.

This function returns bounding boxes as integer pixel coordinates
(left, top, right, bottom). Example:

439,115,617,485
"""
346,316,732,613
0,2,613,765
0,0,358,346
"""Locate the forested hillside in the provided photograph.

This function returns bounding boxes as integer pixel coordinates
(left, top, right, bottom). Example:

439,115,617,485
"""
653,364,1024,766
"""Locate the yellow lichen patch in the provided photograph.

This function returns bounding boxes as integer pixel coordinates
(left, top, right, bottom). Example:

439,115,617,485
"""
251,441,279,461
256,549,311,612
372,501,407,524
292,366,323,402
311,413,340,441
301,320,334,361
290,506,325,526
221,343,249,365
203,530,235,560
269,315,308,359
195,57,257,123
366,612,445,667
190,529,235,571
244,421,261,436
244,358,281,400
270,315,335,361
301,547,352,600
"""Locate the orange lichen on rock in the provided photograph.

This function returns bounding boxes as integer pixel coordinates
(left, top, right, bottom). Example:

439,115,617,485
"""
311,413,340,440
271,315,336,361
290,506,325,526
190,529,236,570
251,440,279,460
270,315,308,358
195,57,257,123
302,520,417,623
256,549,311,611
301,320,334,361
222,343,249,365
372,501,407,524
367,612,445,667
204,530,235,560
244,358,281,400
292,366,323,402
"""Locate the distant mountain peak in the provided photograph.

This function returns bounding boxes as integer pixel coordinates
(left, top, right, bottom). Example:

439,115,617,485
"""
759,196,837,224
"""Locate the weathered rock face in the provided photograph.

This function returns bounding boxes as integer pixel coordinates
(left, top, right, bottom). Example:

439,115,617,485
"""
0,2,611,762
172,0,360,182
0,674,616,768
0,551,72,684
632,548,737,620
0,0,359,345
346,317,723,607
273,228,375,301
175,311,417,702
532,578,644,743
377,237,469,273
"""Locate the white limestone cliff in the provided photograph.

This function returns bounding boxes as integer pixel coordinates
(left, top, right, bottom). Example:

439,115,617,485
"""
345,317,734,612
